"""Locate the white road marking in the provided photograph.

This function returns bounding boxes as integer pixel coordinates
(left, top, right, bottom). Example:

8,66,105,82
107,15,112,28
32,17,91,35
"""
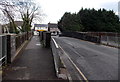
59,45,88,82
36,43,41,46
17,72,30,80
24,72,30,80
12,67,27,70
52,38,59,48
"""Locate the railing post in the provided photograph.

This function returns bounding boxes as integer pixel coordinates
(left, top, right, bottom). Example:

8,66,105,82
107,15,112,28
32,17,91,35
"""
44,32,51,48
116,33,118,47
106,33,109,45
0,35,7,66
7,35,11,63
26,32,29,40
98,32,101,43
40,31,44,41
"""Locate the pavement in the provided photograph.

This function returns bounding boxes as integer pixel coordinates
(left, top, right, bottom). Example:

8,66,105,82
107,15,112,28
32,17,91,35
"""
2,36,59,81
53,36,118,80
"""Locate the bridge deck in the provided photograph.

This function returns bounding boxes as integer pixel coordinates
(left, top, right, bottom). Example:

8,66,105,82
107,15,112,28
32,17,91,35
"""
3,36,58,80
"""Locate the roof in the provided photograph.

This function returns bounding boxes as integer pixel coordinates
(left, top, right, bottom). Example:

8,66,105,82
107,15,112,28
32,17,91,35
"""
34,24,48,27
14,21,23,26
2,21,23,27
48,23,58,28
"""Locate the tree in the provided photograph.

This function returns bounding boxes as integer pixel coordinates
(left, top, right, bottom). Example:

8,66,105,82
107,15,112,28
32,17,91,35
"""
0,0,19,33
0,0,43,33
77,8,120,32
58,12,83,32
58,8,120,32
16,0,42,32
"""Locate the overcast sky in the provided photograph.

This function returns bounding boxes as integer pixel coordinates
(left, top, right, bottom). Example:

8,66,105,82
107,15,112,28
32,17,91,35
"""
35,0,119,24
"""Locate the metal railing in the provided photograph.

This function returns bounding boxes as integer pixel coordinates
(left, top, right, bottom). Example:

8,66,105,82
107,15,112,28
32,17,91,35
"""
0,35,7,67
0,31,33,66
16,31,33,50
39,31,51,48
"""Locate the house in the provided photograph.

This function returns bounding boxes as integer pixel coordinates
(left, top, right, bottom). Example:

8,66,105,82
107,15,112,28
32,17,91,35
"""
34,24,48,35
14,21,23,27
14,21,23,33
48,23,60,35
0,25,1,34
1,21,23,34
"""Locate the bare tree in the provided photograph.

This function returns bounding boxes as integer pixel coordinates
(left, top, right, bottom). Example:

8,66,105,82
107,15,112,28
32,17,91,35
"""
0,0,19,33
14,0,43,32
0,0,44,33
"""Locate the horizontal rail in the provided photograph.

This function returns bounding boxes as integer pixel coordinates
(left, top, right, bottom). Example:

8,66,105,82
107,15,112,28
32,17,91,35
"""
0,55,6,67
0,56,6,61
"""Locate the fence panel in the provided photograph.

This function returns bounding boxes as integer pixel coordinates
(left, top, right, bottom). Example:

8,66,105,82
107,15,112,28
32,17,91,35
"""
10,35,16,61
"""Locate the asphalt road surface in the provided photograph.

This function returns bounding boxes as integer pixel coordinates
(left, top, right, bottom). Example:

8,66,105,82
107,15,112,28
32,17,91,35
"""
53,36,118,80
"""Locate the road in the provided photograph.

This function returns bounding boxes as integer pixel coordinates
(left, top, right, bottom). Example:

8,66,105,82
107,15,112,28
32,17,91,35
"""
53,36,118,80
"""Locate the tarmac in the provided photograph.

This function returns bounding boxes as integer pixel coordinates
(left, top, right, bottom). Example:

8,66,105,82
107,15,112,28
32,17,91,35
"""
2,36,59,81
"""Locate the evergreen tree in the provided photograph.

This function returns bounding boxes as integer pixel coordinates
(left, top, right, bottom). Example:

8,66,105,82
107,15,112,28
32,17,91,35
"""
58,8,120,32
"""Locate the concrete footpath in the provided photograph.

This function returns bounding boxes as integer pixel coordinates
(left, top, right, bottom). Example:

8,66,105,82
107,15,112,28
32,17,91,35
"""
2,36,60,81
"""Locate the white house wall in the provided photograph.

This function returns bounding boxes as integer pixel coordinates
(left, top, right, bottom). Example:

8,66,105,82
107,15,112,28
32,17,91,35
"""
35,27,48,31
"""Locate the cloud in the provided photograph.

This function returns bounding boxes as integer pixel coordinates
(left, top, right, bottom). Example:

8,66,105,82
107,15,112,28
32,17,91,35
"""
35,0,119,23
100,1,118,13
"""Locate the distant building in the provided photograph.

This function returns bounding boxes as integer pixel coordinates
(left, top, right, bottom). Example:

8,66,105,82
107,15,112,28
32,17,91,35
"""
0,24,2,35
118,1,120,20
2,21,23,34
48,23,60,35
14,21,23,27
34,24,48,31
14,21,23,31
34,24,48,35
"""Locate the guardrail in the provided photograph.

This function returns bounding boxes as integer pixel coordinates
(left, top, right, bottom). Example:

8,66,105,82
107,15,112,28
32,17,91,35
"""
0,31,33,66
16,32,33,50
0,35,7,67
39,31,51,48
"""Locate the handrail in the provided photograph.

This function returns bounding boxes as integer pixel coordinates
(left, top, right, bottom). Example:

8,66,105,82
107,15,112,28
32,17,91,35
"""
0,55,6,66
0,56,6,61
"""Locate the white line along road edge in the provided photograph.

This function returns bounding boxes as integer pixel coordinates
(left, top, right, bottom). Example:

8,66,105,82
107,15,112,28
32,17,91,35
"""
52,38,59,48
59,45,88,82
52,37,88,82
